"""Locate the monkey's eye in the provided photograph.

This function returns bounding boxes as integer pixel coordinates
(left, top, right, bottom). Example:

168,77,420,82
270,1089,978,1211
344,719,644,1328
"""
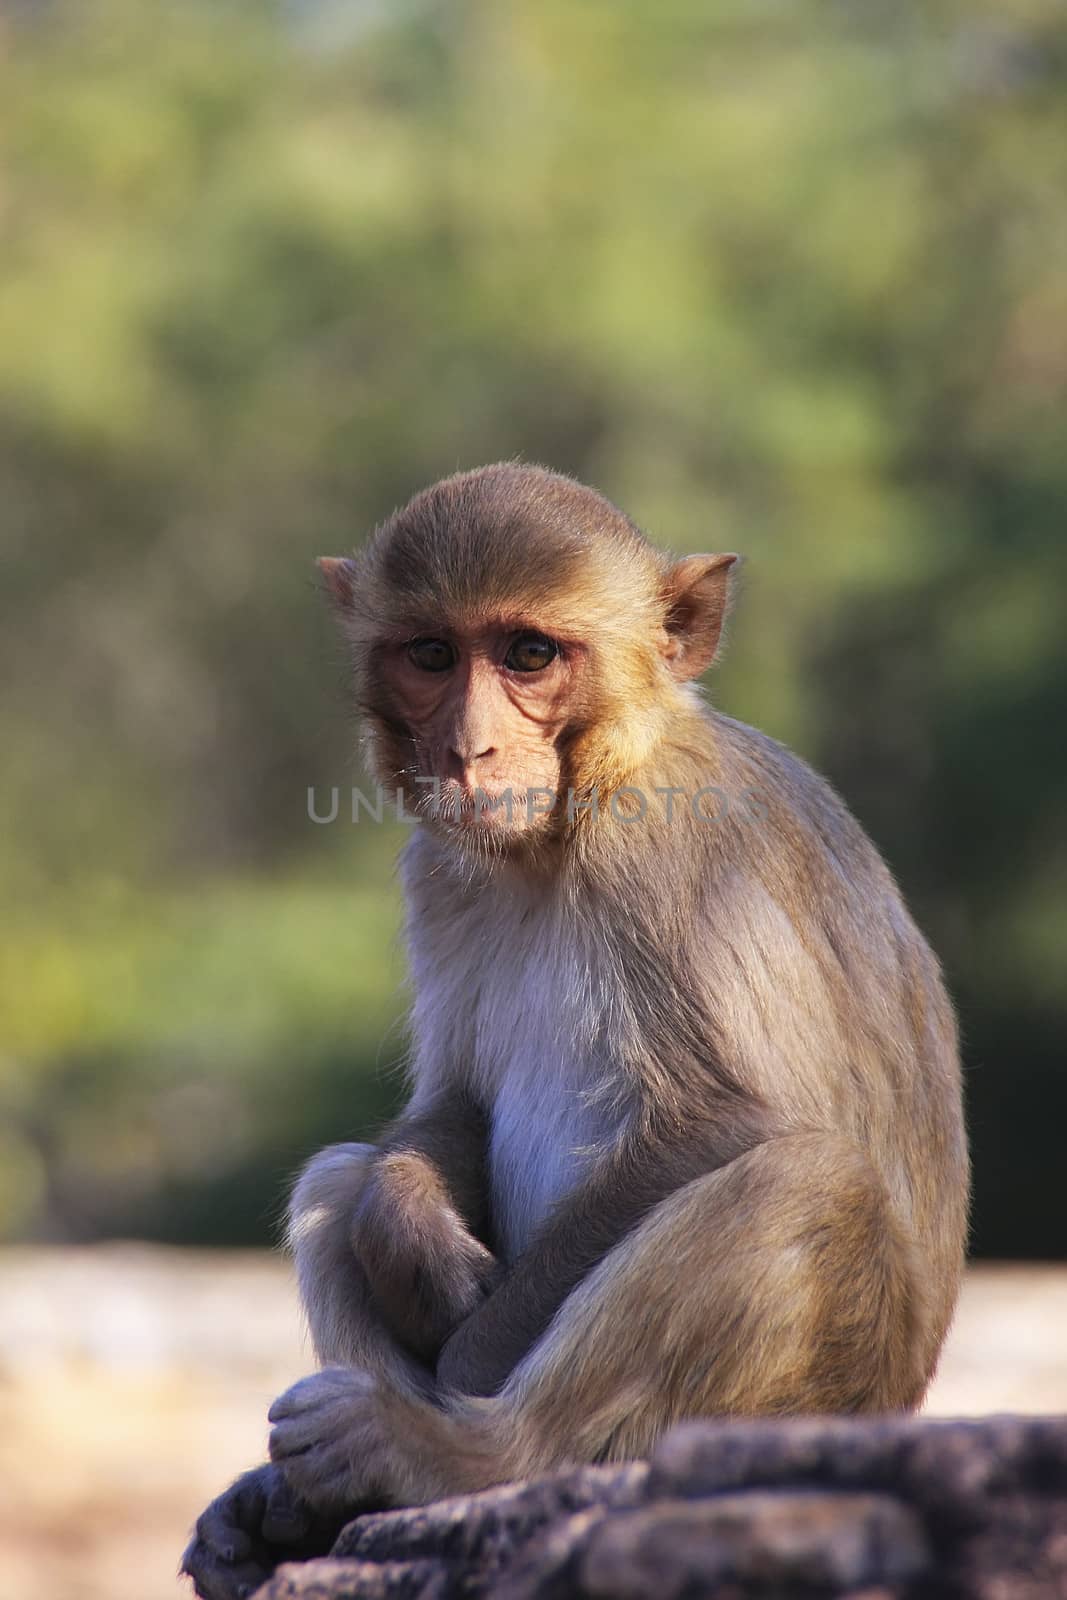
504,632,559,673
407,637,455,673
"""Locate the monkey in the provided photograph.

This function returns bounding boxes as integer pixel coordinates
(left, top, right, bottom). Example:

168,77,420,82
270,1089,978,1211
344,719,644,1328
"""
183,462,968,1599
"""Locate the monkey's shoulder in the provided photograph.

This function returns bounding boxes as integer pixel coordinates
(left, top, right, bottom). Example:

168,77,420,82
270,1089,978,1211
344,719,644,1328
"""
707,712,901,888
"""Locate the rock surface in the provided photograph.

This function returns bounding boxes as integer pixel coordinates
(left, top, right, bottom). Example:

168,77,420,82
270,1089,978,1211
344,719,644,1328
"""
253,1415,1067,1599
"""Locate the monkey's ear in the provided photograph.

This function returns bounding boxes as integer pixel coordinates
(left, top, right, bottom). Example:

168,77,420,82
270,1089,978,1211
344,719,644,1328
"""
317,556,357,611
661,553,738,680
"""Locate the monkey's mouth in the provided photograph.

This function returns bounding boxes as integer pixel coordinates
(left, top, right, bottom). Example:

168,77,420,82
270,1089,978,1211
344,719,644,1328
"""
425,781,551,833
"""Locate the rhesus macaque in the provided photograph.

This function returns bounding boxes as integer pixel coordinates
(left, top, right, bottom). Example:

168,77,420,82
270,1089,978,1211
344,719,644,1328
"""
184,464,968,1599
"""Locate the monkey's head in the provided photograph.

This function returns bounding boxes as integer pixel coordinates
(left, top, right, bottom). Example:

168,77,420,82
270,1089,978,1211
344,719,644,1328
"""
320,464,736,856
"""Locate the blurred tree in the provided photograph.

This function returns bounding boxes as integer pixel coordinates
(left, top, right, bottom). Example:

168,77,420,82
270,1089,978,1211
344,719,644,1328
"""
0,0,1064,1252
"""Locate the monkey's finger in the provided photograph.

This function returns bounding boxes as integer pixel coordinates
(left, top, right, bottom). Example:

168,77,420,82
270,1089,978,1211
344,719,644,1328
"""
267,1379,331,1423
277,1438,361,1514
191,1504,253,1566
268,1411,330,1461
180,1541,269,1600
268,1367,361,1421
266,1389,308,1424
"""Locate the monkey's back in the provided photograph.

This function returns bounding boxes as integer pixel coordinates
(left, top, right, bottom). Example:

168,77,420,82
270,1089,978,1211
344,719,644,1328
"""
700,711,968,1344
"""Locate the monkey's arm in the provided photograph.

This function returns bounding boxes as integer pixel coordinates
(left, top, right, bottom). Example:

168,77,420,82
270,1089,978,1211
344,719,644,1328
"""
436,1100,772,1396
350,1090,498,1364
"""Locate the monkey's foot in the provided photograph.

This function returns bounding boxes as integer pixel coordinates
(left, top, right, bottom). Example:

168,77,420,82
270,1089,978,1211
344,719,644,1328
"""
180,1462,347,1600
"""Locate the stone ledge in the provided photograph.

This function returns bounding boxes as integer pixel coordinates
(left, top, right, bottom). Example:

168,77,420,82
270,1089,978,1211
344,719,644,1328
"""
255,1415,1067,1598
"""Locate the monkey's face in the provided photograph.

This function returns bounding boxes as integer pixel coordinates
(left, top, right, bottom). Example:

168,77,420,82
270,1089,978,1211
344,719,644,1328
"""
366,614,583,840
319,464,738,855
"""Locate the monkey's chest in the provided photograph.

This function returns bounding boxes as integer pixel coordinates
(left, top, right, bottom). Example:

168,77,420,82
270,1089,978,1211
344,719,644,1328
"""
473,951,619,1263
487,1063,606,1262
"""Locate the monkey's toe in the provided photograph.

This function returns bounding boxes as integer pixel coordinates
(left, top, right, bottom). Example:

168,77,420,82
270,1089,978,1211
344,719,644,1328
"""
180,1536,268,1600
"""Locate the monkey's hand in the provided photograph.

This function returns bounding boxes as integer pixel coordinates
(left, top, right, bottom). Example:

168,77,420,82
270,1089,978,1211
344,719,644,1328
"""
180,1462,346,1600
352,1150,498,1363
268,1367,413,1514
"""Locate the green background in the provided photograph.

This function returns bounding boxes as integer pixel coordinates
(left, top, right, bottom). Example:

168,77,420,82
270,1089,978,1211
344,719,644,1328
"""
2,0,1064,1258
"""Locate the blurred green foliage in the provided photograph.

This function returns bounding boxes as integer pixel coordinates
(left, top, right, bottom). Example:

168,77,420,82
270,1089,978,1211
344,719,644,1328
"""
1,0,1064,1254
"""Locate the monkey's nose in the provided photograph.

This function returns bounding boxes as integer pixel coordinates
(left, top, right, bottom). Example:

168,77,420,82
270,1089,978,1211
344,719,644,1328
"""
445,746,496,784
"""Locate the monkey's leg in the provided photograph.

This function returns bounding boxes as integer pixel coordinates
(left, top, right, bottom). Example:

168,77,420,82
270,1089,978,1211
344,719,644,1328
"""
492,1130,930,1473
185,1141,490,1600
268,1132,930,1511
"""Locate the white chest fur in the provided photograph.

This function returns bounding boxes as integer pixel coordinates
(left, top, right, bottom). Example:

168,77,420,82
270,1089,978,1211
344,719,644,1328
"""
480,901,627,1260
404,860,628,1262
